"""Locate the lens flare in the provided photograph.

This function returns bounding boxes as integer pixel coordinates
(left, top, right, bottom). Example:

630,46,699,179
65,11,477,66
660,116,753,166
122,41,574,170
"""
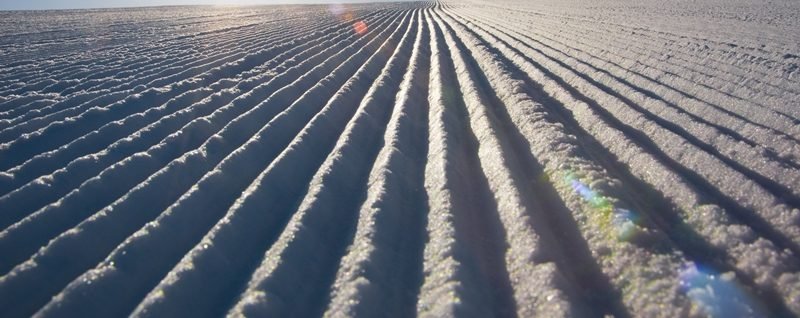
563,170,641,241
679,263,766,317
568,175,609,208
353,20,367,35
611,208,640,241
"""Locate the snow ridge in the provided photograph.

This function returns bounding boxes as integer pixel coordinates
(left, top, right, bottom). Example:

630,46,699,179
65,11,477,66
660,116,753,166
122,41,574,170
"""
1,1,799,317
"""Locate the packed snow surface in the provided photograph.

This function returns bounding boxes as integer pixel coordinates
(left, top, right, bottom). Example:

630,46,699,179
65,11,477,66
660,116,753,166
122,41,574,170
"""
1,0,799,317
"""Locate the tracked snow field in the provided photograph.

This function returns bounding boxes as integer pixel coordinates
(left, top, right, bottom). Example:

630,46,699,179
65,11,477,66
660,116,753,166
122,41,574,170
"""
1,0,799,316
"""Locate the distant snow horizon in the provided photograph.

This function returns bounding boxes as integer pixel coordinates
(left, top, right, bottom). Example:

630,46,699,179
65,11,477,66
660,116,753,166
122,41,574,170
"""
0,0,399,11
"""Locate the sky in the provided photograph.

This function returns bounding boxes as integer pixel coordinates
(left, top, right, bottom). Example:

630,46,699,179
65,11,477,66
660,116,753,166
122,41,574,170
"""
0,0,366,11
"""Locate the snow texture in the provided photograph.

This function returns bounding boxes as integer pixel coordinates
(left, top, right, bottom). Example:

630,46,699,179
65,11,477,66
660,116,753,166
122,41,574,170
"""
0,0,799,317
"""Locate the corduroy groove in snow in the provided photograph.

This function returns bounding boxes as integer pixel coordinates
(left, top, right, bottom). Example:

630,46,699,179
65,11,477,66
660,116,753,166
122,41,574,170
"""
0,1,799,317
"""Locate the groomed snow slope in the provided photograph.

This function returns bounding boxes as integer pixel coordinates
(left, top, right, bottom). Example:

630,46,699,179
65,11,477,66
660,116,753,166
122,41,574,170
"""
0,1,799,316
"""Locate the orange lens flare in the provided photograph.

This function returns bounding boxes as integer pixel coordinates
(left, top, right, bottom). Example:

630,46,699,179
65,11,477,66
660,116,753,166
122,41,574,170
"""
353,20,367,35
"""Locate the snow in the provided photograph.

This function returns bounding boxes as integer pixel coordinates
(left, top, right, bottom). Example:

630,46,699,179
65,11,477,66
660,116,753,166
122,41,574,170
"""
1,0,799,317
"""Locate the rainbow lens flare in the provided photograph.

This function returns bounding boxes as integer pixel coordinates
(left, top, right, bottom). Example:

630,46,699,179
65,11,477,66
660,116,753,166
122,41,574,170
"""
678,263,765,317
563,170,641,242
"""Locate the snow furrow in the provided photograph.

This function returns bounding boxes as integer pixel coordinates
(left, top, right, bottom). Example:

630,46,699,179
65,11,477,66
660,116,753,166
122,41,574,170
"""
433,9,669,316
0,26,298,152
520,15,800,133
0,25,286,141
129,11,418,318
1,2,797,316
0,11,396,232
0,12,406,318
323,11,430,317
415,9,504,317
441,6,800,256
444,8,800,225
0,9,405,318
459,8,800,165
226,10,417,317
473,3,800,87
31,11,410,318
441,7,800,315
0,11,371,197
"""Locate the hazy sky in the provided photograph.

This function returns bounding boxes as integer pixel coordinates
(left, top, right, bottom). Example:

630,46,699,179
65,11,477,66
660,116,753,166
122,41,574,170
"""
0,0,362,11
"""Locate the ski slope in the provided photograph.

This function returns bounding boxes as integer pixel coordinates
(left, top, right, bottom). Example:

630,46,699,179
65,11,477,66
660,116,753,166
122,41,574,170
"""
1,1,799,316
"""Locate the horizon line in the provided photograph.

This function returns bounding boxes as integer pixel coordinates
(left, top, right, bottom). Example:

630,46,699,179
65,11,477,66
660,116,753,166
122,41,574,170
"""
0,0,409,12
